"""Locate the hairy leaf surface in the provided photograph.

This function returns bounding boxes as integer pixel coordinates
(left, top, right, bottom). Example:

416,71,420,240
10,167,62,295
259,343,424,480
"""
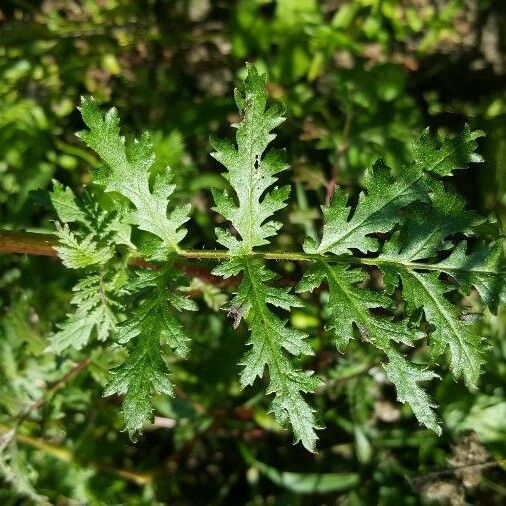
104,267,196,436
297,262,440,432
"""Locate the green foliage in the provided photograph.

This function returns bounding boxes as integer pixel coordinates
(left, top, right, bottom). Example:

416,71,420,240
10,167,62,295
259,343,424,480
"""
1,1,506,503
48,273,119,353
211,65,289,254
104,266,196,437
297,262,441,433
78,97,191,252
295,120,502,435
35,66,502,454
218,257,320,451
312,160,427,255
47,183,125,353
211,66,319,450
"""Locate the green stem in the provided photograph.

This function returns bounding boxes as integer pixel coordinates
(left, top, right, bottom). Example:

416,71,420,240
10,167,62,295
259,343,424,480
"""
0,229,467,273
0,423,153,486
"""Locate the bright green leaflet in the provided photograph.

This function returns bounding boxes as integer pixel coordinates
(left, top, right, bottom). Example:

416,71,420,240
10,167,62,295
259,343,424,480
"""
69,102,196,436
211,64,289,254
297,262,440,433
78,97,191,252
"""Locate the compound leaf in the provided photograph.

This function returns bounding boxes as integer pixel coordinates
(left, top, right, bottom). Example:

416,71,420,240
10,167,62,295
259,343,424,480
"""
48,274,121,353
104,267,194,437
55,224,114,269
298,262,440,433
316,161,427,255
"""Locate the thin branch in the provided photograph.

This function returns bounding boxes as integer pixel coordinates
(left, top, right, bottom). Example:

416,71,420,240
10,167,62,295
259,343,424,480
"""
0,230,235,287
0,230,58,257
15,358,91,427
0,423,153,486
408,458,506,489
0,229,484,274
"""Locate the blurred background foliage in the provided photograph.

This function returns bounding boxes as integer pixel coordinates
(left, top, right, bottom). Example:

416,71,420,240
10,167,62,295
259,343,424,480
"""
0,0,505,504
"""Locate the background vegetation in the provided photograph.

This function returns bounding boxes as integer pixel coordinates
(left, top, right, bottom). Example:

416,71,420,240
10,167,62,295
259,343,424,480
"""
0,1,505,504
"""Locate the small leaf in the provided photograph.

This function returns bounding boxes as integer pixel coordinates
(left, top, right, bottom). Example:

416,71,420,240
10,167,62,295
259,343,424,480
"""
55,224,114,269
384,351,441,434
413,125,484,176
234,259,320,452
104,266,192,438
316,161,427,255
48,274,119,352
49,180,87,224
241,446,359,494
438,241,506,314
104,330,174,438
298,262,438,432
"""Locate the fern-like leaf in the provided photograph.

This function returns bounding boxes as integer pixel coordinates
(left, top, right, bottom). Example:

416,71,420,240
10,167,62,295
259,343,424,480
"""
50,183,125,352
217,258,320,451
297,262,440,433
104,266,195,437
48,274,121,353
78,97,190,252
314,161,427,255
41,65,502,450
377,180,501,388
315,127,483,256
413,125,484,176
437,241,506,314
303,126,493,431
211,64,289,254
55,224,114,269
211,66,319,450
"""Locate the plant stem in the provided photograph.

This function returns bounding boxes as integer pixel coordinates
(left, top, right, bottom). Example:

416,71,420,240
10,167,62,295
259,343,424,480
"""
0,229,459,273
0,230,58,257
0,423,153,486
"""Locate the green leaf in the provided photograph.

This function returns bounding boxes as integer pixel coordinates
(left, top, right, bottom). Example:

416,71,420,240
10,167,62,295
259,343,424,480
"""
240,445,359,494
315,127,484,256
298,262,415,351
396,181,482,261
55,224,114,269
225,258,320,452
383,350,440,434
103,329,174,438
48,274,120,353
387,266,484,389
315,161,427,255
78,97,190,251
104,267,194,437
380,201,496,388
307,126,492,429
211,66,320,450
298,262,440,433
211,64,289,254
413,125,484,176
49,180,87,224
437,241,506,314
50,182,134,248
